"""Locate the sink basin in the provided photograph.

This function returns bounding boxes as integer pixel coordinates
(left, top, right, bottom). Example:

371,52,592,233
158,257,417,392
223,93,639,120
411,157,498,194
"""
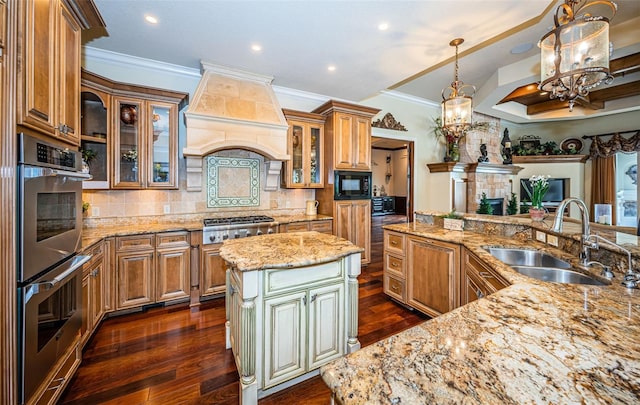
510,266,606,286
485,247,571,269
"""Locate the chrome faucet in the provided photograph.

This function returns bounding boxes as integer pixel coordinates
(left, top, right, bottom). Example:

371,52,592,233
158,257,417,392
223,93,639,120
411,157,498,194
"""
586,233,639,289
551,198,595,264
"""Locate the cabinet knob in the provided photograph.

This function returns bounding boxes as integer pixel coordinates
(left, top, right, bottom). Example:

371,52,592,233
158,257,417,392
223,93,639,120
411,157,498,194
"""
476,289,485,299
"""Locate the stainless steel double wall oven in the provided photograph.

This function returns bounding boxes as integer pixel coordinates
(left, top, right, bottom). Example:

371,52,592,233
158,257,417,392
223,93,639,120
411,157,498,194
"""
17,133,91,403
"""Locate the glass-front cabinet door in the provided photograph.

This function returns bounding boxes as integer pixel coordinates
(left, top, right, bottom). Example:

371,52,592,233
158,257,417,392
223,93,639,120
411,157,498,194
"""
147,102,178,189
282,110,325,189
113,97,143,188
80,89,110,189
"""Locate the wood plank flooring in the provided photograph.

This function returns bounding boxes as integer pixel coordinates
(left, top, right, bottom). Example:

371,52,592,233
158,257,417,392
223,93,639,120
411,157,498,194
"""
60,215,428,404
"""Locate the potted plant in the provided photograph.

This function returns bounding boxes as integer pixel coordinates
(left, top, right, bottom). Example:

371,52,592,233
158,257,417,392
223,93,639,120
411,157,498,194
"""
81,148,97,173
441,210,464,231
523,175,550,221
476,192,494,215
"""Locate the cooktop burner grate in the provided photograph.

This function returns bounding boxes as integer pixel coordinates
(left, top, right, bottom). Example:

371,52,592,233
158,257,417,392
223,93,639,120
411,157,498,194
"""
203,215,275,227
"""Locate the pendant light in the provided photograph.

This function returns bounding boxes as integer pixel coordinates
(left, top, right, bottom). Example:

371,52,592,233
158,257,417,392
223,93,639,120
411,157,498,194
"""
441,38,476,137
539,0,617,111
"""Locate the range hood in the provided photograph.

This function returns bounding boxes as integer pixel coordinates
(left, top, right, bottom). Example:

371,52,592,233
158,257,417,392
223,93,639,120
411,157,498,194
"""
183,62,290,191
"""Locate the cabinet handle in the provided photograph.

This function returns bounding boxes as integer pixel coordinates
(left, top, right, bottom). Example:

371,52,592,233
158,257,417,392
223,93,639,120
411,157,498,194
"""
302,296,307,305
310,294,317,302
392,261,399,267
390,284,399,292
479,271,494,279
390,241,398,246
476,289,485,299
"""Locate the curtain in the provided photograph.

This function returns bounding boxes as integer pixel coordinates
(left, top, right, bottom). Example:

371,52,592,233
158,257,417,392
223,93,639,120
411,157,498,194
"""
589,131,640,158
590,155,616,223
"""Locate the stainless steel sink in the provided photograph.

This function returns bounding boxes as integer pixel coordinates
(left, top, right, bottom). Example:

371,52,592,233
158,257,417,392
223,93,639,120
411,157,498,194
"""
510,266,606,286
484,247,606,286
485,247,571,269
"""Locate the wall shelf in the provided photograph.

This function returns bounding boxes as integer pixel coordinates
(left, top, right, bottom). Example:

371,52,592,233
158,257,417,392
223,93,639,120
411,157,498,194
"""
512,155,588,164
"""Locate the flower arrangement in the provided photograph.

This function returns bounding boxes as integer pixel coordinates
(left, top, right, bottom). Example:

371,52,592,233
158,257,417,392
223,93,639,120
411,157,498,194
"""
523,175,550,209
122,149,138,162
432,117,492,162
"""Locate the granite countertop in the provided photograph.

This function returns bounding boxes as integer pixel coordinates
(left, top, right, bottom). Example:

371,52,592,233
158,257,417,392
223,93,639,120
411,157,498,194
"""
320,222,640,404
80,214,333,250
219,231,363,271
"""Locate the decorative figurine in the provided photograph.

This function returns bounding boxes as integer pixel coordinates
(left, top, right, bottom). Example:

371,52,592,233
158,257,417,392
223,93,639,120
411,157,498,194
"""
477,143,489,163
501,128,513,165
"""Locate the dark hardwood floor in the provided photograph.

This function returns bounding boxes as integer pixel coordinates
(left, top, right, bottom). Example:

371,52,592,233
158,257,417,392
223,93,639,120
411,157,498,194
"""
60,214,428,404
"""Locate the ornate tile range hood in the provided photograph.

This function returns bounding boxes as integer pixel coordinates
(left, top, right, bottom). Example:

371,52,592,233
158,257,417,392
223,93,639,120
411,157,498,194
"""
183,62,290,191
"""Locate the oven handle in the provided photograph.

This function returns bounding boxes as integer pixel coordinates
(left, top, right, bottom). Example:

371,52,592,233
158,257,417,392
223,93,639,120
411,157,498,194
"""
44,168,92,181
23,166,92,181
25,255,91,303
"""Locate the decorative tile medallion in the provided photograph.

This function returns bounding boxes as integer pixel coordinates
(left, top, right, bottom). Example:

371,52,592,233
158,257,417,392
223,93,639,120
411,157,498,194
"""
206,156,260,207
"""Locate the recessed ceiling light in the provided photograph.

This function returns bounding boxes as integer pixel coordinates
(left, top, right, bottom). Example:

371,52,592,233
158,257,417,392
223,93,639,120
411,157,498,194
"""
251,44,262,52
328,65,336,72
510,43,534,54
144,15,158,24
378,22,389,31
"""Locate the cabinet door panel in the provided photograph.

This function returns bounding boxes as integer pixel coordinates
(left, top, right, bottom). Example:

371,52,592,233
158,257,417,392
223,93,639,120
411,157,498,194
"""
334,201,353,241
201,244,226,296
263,291,306,388
157,246,190,302
19,0,56,133
352,200,371,264
117,252,154,309
308,284,344,370
113,98,144,188
57,1,81,143
334,113,354,169
407,238,459,317
353,116,371,170
147,102,178,188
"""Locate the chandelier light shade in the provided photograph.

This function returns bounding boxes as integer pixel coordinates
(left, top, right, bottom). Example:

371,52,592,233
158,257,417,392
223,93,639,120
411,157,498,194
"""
441,38,476,135
539,0,617,111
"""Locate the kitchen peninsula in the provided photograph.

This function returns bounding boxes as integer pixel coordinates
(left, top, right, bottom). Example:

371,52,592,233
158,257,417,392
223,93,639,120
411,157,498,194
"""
219,231,363,404
320,217,640,404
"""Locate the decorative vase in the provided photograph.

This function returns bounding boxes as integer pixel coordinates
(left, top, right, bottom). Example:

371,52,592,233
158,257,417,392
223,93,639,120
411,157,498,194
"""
530,207,545,221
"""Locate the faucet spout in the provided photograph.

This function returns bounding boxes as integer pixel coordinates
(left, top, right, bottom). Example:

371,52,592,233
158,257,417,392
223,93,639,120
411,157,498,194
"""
551,198,592,264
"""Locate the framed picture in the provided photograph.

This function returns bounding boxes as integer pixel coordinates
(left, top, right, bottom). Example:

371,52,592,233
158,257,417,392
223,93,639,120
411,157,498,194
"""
519,135,540,154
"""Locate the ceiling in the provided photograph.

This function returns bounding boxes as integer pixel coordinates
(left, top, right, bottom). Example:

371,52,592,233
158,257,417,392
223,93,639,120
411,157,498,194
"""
85,0,640,124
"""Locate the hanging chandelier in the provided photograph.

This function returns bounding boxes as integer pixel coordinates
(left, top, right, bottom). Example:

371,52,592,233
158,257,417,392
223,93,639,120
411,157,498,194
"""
441,38,476,136
539,0,617,111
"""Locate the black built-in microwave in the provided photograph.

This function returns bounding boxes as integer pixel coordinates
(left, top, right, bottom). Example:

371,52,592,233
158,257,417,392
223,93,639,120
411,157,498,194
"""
334,171,371,200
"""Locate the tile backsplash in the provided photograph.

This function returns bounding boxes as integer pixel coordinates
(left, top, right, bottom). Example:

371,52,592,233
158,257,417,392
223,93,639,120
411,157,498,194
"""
83,149,314,220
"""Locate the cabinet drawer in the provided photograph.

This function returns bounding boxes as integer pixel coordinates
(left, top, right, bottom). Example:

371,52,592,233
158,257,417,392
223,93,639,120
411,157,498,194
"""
465,250,509,293
384,274,405,303
384,231,405,255
30,338,81,405
384,253,405,277
156,231,189,247
264,261,344,296
116,234,155,252
282,222,310,232
309,220,332,234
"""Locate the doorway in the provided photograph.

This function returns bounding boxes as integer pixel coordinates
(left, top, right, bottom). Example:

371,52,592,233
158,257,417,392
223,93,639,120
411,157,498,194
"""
370,136,414,222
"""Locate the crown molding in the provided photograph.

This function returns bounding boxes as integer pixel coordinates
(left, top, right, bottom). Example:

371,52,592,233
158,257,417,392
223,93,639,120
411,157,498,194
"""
378,90,440,108
83,46,201,79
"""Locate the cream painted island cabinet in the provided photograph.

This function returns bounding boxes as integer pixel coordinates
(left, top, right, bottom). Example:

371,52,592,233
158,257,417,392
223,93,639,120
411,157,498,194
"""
219,232,362,404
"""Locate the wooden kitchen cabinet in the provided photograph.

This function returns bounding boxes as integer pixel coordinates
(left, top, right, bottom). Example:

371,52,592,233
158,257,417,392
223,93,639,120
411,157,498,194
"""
200,242,226,297
407,236,460,317
279,219,333,234
16,0,103,145
334,200,371,264
156,232,190,302
383,231,406,303
461,248,509,305
312,100,379,171
282,109,325,188
80,241,105,347
115,232,190,310
80,70,188,190
263,282,344,388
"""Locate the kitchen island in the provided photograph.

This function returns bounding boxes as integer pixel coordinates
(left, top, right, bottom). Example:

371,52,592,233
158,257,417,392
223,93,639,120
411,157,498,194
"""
321,221,640,404
219,231,363,405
